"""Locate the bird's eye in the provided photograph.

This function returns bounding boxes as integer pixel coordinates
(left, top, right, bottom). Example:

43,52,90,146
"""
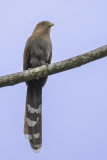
41,22,44,25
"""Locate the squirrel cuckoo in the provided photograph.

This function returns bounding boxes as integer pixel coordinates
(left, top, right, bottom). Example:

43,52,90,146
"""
23,21,54,152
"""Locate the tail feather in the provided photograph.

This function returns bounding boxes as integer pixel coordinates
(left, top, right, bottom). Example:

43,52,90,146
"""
24,81,42,151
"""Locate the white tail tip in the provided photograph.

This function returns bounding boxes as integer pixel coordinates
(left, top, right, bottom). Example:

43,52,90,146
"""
32,147,41,153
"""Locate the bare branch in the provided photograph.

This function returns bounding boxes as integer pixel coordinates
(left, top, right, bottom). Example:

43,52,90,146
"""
0,45,107,88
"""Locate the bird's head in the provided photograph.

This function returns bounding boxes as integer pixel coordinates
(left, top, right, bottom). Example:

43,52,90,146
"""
36,21,54,28
33,21,54,36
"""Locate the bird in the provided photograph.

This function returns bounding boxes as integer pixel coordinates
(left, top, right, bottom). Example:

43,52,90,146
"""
23,21,54,152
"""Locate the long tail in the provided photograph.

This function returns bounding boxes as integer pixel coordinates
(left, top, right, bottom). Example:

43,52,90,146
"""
24,81,42,151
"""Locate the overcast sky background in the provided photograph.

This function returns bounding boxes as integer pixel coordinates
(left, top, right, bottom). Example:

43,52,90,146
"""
0,0,107,160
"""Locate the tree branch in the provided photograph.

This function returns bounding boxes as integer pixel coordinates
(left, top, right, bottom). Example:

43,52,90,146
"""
0,45,107,88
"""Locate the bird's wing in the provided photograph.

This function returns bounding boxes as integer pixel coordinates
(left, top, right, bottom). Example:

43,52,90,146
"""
23,44,29,70
47,51,52,64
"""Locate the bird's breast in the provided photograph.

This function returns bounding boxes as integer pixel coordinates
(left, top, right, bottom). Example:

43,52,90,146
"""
28,38,52,68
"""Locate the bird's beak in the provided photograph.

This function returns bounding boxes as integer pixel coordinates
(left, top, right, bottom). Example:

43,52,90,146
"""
48,23,54,27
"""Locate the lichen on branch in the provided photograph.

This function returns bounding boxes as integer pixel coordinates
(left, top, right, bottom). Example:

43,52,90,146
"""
0,45,107,88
